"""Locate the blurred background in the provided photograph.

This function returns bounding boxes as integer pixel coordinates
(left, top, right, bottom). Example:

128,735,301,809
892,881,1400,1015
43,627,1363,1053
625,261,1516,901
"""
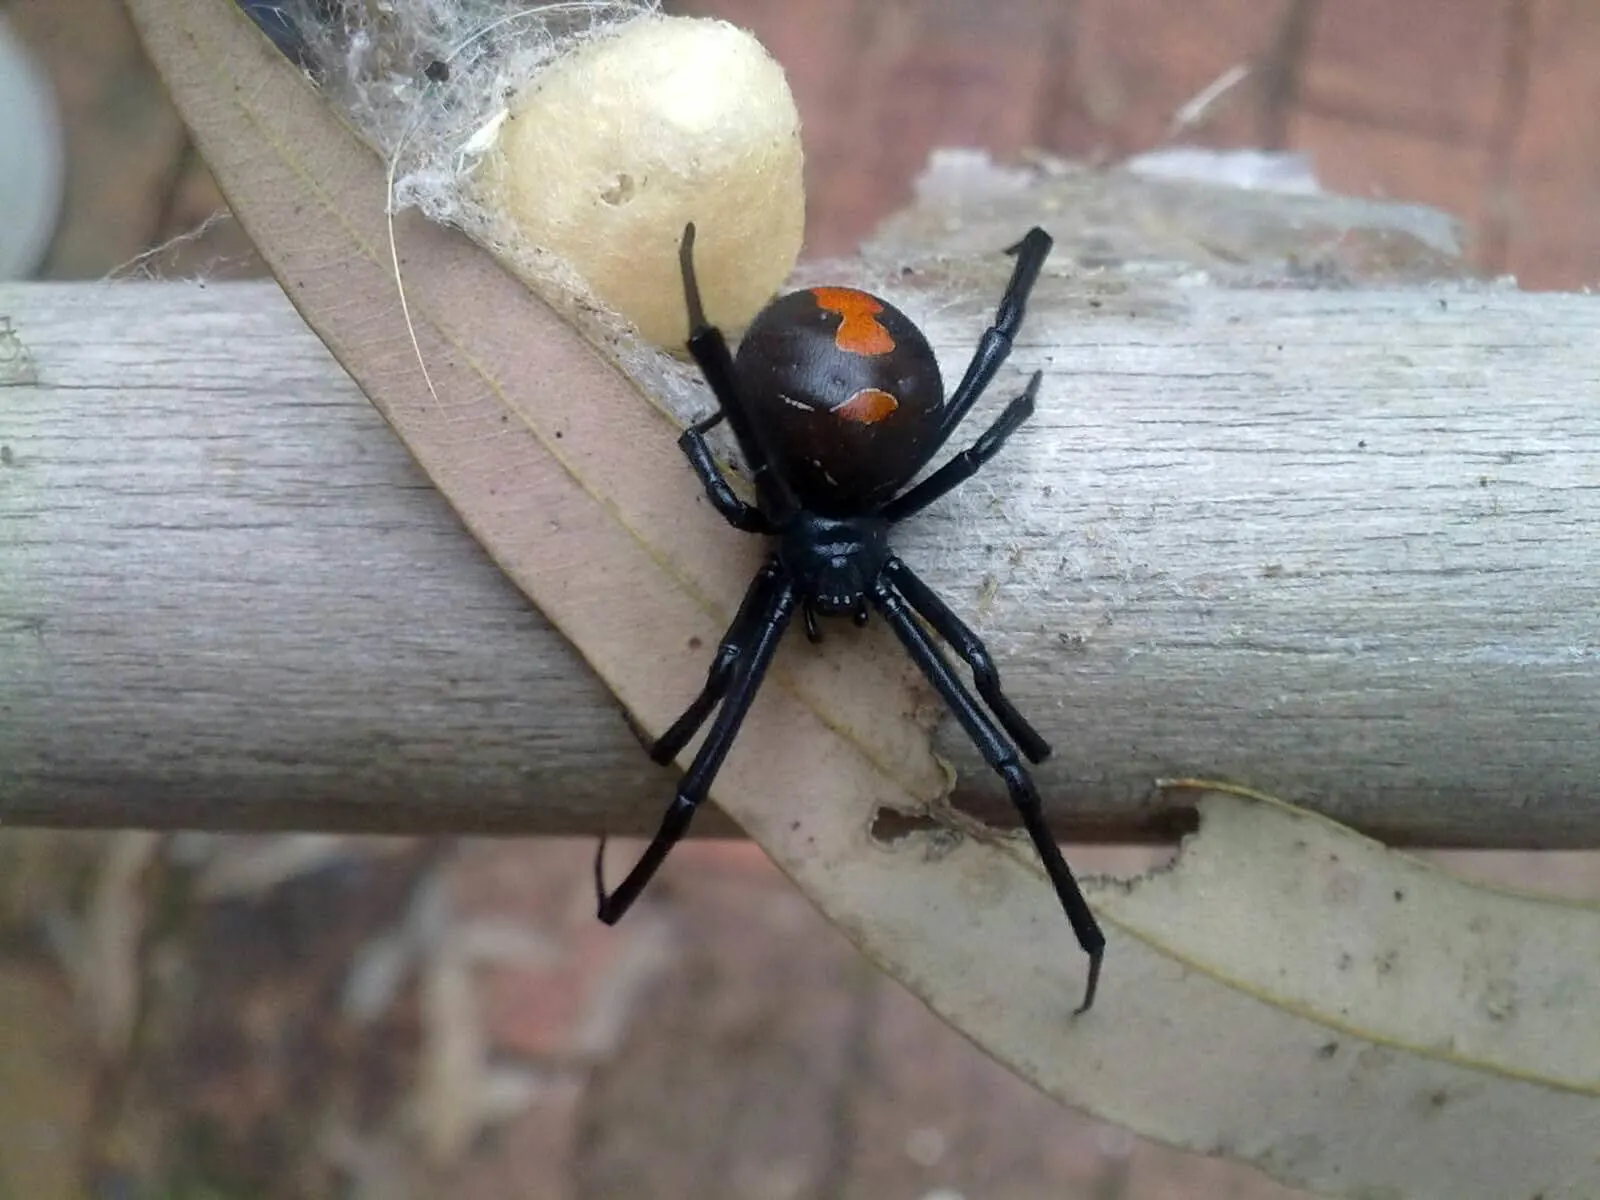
2,1,1597,1197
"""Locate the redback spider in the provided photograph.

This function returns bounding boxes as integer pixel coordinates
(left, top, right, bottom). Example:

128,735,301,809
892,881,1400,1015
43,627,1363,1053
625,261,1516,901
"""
596,223,1105,1013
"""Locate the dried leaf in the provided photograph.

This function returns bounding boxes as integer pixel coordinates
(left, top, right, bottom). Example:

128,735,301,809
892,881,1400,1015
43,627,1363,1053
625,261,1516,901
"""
867,783,1600,1197
124,4,1600,1196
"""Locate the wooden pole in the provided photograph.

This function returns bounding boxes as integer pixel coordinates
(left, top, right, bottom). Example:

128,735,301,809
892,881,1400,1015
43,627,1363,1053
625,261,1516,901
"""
4,246,1599,843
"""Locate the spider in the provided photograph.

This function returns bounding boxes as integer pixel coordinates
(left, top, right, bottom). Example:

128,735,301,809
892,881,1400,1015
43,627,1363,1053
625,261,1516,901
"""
595,223,1105,1013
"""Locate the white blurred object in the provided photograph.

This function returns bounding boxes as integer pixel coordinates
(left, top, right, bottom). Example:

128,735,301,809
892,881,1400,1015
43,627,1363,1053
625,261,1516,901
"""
0,16,64,278
1124,147,1322,195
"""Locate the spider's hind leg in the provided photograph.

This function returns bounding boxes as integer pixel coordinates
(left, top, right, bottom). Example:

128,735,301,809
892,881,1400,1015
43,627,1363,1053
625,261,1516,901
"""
677,420,776,535
677,223,799,525
930,228,1052,450
883,371,1040,524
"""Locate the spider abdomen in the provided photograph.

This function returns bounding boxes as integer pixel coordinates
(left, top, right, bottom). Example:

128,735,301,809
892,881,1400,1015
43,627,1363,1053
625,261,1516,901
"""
734,287,945,515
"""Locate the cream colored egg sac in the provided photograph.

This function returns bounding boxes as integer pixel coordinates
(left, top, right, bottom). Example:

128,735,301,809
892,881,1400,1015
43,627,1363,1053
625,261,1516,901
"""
488,16,805,349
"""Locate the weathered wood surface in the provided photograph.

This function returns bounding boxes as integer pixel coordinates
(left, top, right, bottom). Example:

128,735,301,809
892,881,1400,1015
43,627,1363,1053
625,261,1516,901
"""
3,273,1599,843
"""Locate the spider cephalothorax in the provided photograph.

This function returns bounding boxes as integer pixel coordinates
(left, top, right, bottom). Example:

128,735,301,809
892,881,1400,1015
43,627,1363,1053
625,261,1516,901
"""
595,224,1105,1013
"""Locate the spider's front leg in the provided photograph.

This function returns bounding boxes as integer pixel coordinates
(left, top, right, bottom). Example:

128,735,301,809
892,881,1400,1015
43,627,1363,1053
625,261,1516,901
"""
871,578,1104,1013
596,571,798,924
648,557,783,765
880,555,1049,764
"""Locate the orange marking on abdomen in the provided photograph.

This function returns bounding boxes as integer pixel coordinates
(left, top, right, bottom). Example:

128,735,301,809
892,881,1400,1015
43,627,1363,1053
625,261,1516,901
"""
835,387,899,424
811,287,895,356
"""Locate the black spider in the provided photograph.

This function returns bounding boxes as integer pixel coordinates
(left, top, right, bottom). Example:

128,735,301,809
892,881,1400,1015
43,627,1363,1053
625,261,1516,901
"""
595,223,1104,1013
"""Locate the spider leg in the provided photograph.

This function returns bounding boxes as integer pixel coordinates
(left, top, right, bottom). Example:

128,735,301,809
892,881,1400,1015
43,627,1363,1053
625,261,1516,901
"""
649,558,783,766
927,227,1052,454
882,371,1040,525
881,557,1050,764
596,574,798,924
678,223,799,523
872,580,1104,1014
677,422,777,535
803,602,823,644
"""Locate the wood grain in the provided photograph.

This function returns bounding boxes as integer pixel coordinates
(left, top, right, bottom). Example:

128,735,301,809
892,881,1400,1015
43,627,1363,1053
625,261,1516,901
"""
1,282,666,834
4,269,1598,843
